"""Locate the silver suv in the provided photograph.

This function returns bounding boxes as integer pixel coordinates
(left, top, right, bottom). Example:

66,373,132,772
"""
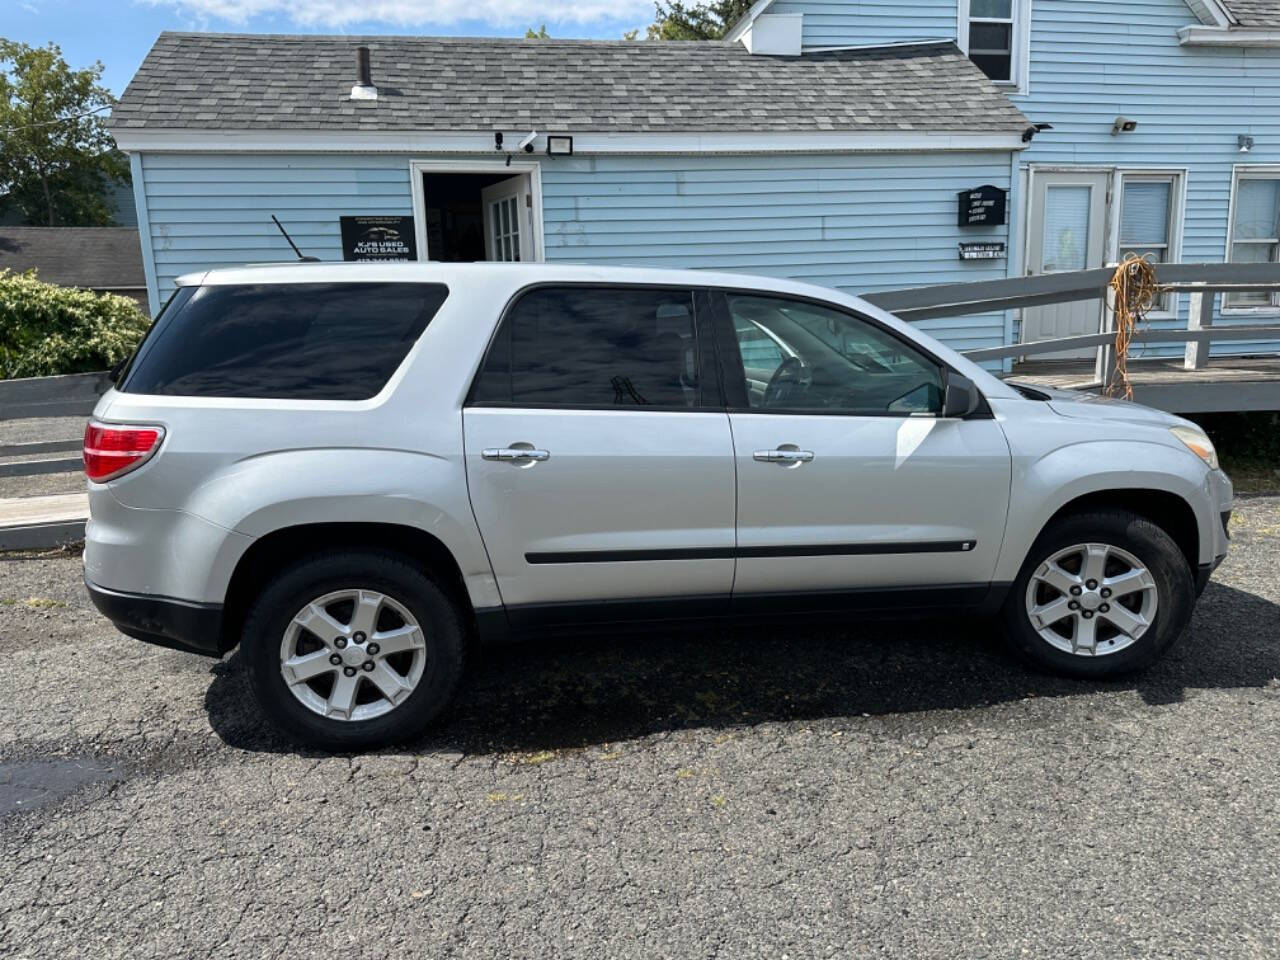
84,263,1233,749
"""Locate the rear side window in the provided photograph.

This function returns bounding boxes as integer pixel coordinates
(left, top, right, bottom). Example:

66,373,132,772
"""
470,286,701,408
119,282,448,400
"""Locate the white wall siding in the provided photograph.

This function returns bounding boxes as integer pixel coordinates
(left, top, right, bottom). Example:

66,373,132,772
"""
136,149,1014,354
769,0,959,49
1015,0,1280,356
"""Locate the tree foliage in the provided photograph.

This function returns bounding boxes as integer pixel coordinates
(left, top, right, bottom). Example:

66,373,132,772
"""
0,39,127,227
524,24,551,39
646,0,756,40
0,269,149,379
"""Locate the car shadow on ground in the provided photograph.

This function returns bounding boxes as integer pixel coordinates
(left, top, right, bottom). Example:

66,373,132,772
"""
203,581,1280,756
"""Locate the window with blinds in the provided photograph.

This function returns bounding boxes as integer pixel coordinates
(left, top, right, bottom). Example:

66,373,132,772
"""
1227,172,1280,309
1119,175,1179,313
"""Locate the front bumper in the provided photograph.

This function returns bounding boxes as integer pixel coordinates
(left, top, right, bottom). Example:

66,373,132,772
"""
1193,469,1233,596
86,578,227,658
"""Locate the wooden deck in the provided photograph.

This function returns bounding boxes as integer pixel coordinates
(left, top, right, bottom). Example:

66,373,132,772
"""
1005,356,1280,413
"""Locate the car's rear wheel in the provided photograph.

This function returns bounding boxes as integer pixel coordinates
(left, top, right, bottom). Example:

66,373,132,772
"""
242,551,467,749
1001,509,1194,678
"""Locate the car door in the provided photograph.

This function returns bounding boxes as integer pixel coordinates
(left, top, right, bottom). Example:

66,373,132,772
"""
711,291,1012,612
463,285,736,628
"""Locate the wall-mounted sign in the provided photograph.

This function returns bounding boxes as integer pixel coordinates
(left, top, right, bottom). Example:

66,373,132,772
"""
958,241,1007,261
957,185,1007,228
340,215,417,261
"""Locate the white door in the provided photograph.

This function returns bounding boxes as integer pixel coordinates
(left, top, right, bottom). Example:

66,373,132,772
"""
481,175,532,262
463,285,735,629
1023,171,1110,358
715,293,1012,608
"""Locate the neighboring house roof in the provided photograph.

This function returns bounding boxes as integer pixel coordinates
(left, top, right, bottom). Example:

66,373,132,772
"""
0,228,145,290
108,32,1029,136
1220,0,1280,26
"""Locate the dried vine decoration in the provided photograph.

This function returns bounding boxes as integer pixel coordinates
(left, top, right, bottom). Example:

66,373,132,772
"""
1106,254,1163,400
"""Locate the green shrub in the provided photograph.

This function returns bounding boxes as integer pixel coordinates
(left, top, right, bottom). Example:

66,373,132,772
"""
0,268,150,379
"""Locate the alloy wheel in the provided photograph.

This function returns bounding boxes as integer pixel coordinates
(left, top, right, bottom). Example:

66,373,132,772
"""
1024,542,1159,657
279,588,427,721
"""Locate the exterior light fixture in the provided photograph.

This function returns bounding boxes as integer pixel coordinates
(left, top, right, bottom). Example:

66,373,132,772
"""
546,135,574,157
1111,116,1138,136
1239,134,1255,153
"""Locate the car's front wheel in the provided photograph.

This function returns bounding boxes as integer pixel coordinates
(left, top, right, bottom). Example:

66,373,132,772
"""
241,551,467,749
1002,509,1195,678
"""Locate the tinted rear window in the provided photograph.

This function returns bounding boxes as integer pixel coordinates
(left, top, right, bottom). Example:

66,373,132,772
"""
470,286,701,408
119,282,448,400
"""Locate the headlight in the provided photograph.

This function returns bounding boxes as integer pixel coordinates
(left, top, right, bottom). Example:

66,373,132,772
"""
1170,426,1219,470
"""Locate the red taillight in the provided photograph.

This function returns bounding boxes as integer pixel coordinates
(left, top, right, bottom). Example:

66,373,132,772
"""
83,421,164,482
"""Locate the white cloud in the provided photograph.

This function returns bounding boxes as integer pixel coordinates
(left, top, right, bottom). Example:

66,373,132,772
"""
151,0,652,28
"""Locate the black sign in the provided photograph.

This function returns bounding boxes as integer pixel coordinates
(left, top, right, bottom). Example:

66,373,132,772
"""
958,185,1007,228
958,241,1007,261
340,215,417,261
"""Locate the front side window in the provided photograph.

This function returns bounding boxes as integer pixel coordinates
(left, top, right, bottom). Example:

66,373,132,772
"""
967,0,1016,83
724,295,944,415
1119,174,1179,312
470,286,701,408
119,282,448,400
1227,172,1280,308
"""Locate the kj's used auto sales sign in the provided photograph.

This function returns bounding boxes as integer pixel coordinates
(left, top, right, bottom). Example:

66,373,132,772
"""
340,215,418,261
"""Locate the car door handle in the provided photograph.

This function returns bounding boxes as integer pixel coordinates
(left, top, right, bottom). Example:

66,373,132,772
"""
753,448,814,464
482,447,550,462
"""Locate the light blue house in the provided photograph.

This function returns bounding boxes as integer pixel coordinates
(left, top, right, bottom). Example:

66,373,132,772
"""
111,4,1280,362
109,32,1030,357
730,0,1280,359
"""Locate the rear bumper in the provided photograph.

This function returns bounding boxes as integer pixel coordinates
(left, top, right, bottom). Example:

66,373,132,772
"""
85,578,227,658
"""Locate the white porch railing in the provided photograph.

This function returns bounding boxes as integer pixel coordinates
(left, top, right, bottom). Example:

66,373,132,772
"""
862,262,1280,391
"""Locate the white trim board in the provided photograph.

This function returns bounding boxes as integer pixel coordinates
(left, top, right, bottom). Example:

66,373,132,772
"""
1184,0,1237,26
129,152,161,315
724,0,777,43
1223,163,1280,316
957,0,1032,96
1179,25,1280,45
112,129,1030,155
408,158,546,263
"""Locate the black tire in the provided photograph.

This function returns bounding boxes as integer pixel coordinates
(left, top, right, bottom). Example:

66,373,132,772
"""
1001,509,1195,678
241,550,467,750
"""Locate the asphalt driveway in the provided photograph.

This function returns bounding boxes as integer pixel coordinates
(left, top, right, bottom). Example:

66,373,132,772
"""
1,497,1278,959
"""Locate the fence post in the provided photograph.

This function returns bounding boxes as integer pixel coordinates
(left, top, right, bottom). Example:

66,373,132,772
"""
1183,288,1215,371
1095,273,1118,391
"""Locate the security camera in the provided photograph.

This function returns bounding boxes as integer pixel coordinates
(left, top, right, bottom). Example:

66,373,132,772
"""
1111,116,1137,136
518,130,538,153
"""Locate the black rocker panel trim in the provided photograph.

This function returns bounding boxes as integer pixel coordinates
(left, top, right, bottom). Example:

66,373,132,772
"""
487,582,1010,635
525,540,976,565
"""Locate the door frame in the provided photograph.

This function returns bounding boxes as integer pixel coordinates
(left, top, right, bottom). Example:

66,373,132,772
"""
1019,164,1190,342
408,158,546,263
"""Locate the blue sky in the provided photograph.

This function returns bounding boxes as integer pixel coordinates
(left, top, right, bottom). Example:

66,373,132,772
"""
7,1,655,94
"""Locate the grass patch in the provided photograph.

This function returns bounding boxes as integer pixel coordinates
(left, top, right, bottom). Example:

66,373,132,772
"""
1185,412,1280,495
0,596,67,609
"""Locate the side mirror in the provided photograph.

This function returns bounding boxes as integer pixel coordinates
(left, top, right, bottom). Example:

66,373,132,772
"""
942,372,981,419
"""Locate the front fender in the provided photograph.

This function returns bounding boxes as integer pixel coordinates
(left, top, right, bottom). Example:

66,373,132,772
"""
995,439,1214,583
181,448,501,609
